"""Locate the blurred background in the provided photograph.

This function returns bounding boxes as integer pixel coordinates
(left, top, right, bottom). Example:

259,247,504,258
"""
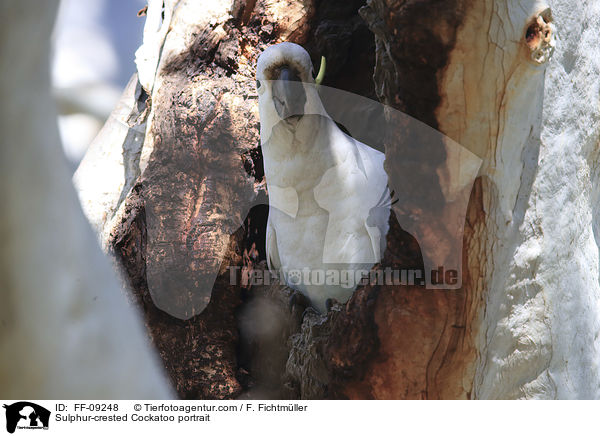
52,0,146,171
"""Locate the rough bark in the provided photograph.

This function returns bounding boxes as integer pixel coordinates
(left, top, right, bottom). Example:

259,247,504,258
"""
77,0,386,399
359,0,600,399
75,0,600,400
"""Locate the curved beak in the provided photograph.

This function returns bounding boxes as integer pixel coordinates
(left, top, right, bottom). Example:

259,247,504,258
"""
272,66,306,121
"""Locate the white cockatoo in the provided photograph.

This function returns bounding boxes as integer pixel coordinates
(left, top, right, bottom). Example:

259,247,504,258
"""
256,42,391,312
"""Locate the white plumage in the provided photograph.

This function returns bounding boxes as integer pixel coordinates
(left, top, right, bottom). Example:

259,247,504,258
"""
256,42,390,312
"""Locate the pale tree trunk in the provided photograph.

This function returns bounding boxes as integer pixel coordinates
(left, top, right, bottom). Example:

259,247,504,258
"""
76,0,600,399
0,0,172,398
360,0,600,399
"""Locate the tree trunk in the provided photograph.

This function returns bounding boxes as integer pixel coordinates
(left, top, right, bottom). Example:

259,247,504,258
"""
76,0,600,399
0,0,172,399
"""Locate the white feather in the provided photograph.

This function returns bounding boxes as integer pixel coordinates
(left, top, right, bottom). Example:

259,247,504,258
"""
257,43,391,312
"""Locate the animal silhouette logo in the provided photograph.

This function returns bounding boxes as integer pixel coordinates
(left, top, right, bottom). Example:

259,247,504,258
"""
2,402,50,433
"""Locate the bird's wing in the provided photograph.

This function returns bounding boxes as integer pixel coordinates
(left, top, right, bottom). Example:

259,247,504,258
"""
266,217,281,272
365,184,395,261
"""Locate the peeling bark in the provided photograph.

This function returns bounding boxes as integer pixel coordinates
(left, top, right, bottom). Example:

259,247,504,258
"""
75,0,600,400
79,0,375,398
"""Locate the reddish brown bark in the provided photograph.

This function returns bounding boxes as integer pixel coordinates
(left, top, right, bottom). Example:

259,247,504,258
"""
112,0,484,399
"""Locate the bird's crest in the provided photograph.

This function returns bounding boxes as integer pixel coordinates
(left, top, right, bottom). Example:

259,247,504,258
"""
315,56,326,85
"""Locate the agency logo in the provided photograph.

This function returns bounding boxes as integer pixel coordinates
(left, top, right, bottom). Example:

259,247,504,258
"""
2,402,50,434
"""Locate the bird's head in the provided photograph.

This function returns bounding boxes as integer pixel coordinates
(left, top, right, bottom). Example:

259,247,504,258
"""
256,42,324,140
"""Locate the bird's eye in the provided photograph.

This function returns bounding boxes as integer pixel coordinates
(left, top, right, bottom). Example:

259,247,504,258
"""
256,79,262,89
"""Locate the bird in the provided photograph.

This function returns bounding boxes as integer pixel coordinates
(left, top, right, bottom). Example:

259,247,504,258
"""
256,42,391,313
